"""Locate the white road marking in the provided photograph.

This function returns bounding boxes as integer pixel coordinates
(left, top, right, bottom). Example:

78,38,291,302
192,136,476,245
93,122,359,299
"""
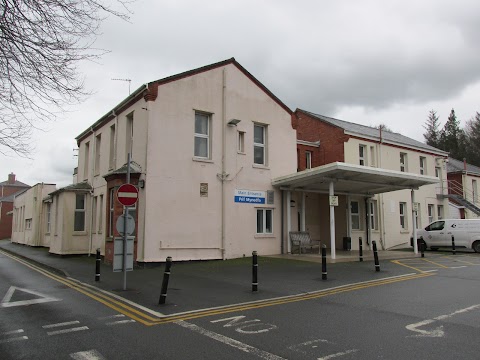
98,314,125,320
406,303,480,337
1,286,61,308
176,320,286,360
450,266,467,269
70,350,106,360
318,349,359,360
288,339,331,354
1,329,24,335
43,321,80,329
47,326,89,336
106,319,136,326
0,336,28,344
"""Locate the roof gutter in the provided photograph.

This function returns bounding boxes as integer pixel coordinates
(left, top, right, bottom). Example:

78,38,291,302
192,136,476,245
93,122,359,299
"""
75,83,149,144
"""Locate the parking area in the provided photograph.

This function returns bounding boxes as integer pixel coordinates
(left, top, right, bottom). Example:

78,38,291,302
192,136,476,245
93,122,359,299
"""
392,253,480,272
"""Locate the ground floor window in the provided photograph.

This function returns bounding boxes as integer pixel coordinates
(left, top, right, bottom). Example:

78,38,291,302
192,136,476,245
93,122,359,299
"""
256,208,273,234
428,204,434,224
350,201,360,230
437,205,444,220
74,194,86,231
369,200,378,230
399,202,407,230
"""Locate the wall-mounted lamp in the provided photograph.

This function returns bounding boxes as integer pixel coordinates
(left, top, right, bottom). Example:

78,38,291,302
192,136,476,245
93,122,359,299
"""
227,119,241,126
138,179,145,189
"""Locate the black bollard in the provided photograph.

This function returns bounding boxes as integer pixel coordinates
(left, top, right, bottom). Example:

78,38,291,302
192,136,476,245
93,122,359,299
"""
321,244,327,280
359,237,363,262
252,251,258,292
420,241,425,258
159,256,173,305
451,235,456,255
373,241,380,272
95,248,101,282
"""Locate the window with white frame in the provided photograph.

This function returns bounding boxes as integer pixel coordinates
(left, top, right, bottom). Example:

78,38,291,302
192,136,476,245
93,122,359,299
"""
98,194,103,233
400,153,407,172
399,202,407,229
109,124,116,170
305,151,312,169
95,134,101,175
126,112,133,160
473,179,478,204
194,112,210,159
92,196,97,234
437,205,444,220
420,157,426,175
435,167,441,178
256,208,273,234
238,131,245,153
84,142,90,180
370,146,376,167
46,203,51,233
254,124,267,165
369,200,378,230
25,218,32,230
428,204,434,223
74,194,86,231
359,145,367,166
109,188,115,237
350,201,360,230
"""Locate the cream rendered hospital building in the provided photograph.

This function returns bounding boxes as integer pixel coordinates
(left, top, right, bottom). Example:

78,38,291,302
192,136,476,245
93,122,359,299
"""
11,59,450,262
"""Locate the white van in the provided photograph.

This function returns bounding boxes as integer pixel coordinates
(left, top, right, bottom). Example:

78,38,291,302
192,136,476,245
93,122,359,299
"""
414,219,480,252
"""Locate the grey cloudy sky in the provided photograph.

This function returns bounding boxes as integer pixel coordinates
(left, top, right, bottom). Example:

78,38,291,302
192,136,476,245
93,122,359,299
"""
3,0,480,187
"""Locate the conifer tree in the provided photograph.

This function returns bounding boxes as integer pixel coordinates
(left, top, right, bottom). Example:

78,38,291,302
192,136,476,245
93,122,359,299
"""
423,110,441,148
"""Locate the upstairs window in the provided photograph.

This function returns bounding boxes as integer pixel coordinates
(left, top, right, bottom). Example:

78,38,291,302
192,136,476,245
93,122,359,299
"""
194,112,211,159
359,145,367,166
95,134,101,175
254,124,267,165
305,151,312,169
238,131,245,153
420,157,426,175
400,153,407,172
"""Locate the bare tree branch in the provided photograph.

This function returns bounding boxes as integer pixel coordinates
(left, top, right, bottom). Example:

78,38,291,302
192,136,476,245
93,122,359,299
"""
0,0,132,157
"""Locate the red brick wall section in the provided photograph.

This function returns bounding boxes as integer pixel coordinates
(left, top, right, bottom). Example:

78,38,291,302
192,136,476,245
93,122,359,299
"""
0,202,13,240
294,111,349,171
447,173,463,196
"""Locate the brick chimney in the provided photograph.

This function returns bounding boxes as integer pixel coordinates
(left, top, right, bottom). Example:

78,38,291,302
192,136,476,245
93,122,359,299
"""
8,172,16,184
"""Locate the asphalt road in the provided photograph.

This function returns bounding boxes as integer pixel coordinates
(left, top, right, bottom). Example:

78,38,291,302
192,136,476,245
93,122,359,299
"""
2,250,480,359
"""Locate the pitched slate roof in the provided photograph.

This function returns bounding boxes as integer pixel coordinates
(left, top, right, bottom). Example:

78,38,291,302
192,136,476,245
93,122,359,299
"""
447,157,480,175
0,179,30,187
0,193,16,203
49,181,92,196
103,161,142,178
298,109,448,155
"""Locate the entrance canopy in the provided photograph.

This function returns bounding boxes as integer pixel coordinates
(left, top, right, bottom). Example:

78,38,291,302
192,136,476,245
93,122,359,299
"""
272,162,439,195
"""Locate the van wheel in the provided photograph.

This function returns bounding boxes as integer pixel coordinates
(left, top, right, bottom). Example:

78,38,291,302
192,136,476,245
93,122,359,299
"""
472,241,480,253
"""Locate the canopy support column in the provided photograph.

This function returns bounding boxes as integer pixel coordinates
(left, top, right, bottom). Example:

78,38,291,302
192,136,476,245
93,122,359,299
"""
301,192,306,231
411,189,418,254
329,181,336,260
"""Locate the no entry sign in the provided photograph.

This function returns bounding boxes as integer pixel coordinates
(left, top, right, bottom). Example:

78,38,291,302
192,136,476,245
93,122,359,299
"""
117,183,138,207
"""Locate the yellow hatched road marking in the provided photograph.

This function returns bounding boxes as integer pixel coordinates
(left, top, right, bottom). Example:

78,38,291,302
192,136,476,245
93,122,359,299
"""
1,249,432,326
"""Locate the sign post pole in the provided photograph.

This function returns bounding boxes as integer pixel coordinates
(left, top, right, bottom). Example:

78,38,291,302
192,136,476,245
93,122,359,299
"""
123,153,131,291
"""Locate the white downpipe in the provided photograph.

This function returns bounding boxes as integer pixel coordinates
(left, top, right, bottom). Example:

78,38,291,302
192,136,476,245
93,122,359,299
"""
411,189,418,254
287,191,292,253
301,192,306,231
329,181,336,260
347,195,352,238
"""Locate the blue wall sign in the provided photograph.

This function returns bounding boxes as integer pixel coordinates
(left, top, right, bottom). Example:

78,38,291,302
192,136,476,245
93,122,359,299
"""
234,189,265,204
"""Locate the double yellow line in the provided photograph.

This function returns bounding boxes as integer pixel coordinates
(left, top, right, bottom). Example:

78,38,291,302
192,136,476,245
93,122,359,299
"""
1,249,432,326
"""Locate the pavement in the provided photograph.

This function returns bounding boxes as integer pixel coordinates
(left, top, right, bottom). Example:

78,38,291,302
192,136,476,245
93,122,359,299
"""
0,239,424,316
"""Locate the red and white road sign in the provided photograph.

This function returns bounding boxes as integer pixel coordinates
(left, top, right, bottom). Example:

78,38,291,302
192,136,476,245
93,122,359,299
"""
117,183,138,207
